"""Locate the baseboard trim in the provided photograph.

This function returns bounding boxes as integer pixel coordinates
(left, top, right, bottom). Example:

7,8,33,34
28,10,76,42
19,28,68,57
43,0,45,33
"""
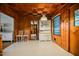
2,40,14,42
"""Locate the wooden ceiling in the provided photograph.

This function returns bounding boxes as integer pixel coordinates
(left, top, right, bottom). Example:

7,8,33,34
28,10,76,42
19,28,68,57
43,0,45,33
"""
0,3,67,20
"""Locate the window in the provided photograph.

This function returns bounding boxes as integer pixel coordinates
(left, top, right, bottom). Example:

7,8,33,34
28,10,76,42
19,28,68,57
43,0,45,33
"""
53,15,60,35
74,9,79,26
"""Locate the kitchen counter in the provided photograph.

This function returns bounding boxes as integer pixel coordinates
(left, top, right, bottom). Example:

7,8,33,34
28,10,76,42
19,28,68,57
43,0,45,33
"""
0,32,13,41
0,31,13,33
39,33,51,41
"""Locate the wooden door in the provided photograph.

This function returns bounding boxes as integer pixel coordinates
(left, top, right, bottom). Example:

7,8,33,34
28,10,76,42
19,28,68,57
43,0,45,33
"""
70,4,79,55
61,9,70,51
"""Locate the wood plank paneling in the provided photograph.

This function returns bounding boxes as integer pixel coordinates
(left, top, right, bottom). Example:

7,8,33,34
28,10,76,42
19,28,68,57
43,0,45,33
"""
52,4,71,52
52,4,79,55
70,4,79,56
52,9,70,51
18,17,31,40
1,3,79,56
0,35,2,55
61,9,70,51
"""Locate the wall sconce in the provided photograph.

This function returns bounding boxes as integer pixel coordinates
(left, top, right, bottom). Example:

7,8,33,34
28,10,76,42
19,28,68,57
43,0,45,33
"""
31,21,38,25
31,21,33,25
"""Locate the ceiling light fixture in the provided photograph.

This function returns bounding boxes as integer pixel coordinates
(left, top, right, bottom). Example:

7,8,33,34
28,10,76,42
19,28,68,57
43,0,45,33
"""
40,14,48,21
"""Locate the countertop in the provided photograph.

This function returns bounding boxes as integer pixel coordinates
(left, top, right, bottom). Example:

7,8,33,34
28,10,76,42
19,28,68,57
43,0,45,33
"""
0,32,13,33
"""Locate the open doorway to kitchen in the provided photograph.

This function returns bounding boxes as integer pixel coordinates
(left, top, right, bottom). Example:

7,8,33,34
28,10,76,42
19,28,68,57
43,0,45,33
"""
0,12,14,50
39,15,51,41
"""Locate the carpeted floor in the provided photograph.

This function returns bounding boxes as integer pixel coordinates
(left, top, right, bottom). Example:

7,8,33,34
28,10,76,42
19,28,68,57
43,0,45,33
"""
2,41,12,49
3,40,73,56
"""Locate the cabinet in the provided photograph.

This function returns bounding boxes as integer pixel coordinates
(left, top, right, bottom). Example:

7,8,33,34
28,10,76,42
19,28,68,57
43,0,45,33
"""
2,32,13,41
39,20,51,41
39,34,51,41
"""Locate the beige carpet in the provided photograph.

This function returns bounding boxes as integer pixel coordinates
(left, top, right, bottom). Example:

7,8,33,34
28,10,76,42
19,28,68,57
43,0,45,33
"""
3,40,73,56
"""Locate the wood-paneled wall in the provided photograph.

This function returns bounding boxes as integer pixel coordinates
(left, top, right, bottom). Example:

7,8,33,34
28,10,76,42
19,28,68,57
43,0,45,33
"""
0,35,2,55
52,4,79,55
52,4,70,51
70,4,79,56
1,3,79,56
18,17,31,40
61,8,70,51
14,16,20,42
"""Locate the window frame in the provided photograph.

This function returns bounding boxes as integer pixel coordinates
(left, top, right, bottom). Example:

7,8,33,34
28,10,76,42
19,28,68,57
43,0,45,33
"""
53,15,61,35
74,9,79,26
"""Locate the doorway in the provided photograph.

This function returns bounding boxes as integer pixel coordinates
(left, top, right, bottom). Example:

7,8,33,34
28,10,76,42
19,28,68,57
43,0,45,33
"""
0,12,14,50
30,20,39,40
